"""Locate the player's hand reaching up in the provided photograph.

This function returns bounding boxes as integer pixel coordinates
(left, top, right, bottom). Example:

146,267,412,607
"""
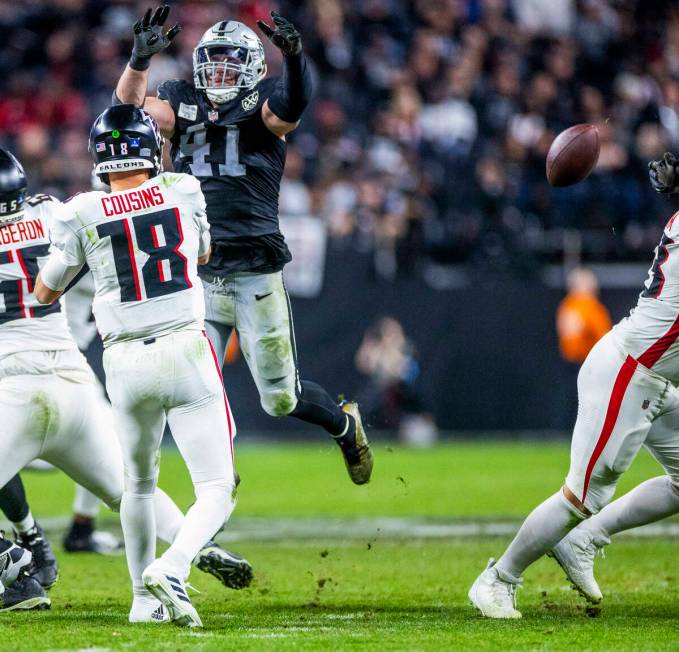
130,5,181,71
257,12,302,56
649,152,679,194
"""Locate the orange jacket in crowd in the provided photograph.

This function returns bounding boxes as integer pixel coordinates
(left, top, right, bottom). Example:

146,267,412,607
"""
556,292,612,364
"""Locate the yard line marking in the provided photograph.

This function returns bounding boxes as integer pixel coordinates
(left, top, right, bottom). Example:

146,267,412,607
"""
12,516,679,540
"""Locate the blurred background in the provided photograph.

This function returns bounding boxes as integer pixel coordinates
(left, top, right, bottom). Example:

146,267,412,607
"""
1,0,677,438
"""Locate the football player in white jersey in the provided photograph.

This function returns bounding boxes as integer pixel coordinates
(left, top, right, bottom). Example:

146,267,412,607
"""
541,152,679,605
57,173,253,591
469,152,679,618
36,104,237,628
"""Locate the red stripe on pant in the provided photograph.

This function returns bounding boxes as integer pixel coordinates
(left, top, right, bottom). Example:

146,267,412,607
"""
581,355,638,503
202,330,235,465
637,313,679,369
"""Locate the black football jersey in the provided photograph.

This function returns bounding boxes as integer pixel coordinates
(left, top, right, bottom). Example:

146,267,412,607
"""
157,78,291,275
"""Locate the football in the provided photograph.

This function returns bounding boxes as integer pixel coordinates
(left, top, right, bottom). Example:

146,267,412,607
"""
546,123,600,187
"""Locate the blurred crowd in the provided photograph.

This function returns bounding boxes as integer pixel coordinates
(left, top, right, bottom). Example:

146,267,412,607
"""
1,0,678,279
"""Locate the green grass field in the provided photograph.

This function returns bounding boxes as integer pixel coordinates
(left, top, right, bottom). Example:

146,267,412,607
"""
10,441,679,651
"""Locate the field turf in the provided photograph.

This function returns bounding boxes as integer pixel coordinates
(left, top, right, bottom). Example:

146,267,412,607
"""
11,441,679,651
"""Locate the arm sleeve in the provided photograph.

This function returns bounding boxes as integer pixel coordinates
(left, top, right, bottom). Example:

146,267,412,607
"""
40,255,84,292
266,52,313,123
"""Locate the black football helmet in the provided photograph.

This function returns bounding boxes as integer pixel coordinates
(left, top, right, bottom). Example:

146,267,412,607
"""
0,149,27,225
89,104,163,184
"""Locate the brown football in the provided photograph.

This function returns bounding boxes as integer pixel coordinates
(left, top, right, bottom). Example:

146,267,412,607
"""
546,123,600,187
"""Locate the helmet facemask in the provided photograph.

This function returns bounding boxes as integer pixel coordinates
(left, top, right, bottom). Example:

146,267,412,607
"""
193,22,266,105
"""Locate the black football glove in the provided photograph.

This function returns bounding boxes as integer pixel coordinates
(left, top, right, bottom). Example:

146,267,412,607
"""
649,152,679,194
130,5,181,71
257,12,302,56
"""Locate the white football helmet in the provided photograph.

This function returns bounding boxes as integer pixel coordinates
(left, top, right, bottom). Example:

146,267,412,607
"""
193,21,267,104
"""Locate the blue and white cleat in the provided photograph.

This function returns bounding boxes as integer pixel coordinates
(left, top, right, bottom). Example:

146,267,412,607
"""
128,595,170,623
142,561,202,628
0,533,32,588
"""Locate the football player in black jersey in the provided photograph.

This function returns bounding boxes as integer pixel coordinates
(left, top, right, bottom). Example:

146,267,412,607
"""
114,6,373,485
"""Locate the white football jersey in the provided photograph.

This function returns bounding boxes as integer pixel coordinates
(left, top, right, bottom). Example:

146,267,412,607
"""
49,172,210,346
613,209,679,383
0,195,76,360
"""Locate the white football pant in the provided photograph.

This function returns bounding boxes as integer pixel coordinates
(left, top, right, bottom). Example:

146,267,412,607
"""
566,332,679,513
103,329,236,591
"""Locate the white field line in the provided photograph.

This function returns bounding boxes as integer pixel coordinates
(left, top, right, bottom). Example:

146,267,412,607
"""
7,516,679,541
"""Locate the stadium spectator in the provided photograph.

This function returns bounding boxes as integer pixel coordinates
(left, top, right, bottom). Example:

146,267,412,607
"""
355,316,436,444
0,0,678,275
556,266,612,424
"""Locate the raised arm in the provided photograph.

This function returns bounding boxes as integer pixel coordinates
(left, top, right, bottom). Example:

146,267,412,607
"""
257,12,312,138
114,5,180,136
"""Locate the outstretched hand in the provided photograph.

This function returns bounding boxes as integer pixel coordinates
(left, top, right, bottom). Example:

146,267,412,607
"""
130,5,181,69
649,152,679,194
257,12,302,56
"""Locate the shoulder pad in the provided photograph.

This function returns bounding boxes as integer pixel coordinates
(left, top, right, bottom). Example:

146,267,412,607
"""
157,79,195,110
156,172,201,194
26,193,57,207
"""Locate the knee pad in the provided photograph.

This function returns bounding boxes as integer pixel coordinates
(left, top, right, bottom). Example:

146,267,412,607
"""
124,469,158,496
261,387,298,417
195,477,236,516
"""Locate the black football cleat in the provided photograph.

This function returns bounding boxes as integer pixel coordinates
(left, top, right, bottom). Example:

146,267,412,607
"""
339,401,374,485
0,572,50,611
15,524,59,589
63,520,122,554
194,542,253,590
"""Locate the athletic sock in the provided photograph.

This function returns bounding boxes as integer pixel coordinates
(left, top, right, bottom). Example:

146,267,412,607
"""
0,474,30,523
120,491,156,593
160,484,234,577
153,488,184,545
290,380,347,436
580,475,679,539
13,511,36,535
495,490,587,579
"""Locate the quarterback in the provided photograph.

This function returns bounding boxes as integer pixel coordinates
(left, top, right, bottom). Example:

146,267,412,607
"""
113,6,373,485
0,144,241,621
470,151,679,618
36,104,237,627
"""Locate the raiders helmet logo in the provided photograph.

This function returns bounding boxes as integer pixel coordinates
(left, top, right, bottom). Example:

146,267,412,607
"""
241,90,259,112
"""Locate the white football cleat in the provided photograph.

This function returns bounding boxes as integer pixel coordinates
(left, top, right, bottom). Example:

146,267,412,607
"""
128,595,170,623
549,527,609,604
469,559,522,619
142,561,202,628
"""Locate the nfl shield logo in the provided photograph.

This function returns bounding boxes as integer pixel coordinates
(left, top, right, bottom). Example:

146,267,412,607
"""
95,142,106,152
208,110,219,122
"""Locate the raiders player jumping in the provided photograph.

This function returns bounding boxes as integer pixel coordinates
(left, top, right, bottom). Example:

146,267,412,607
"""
114,7,373,484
